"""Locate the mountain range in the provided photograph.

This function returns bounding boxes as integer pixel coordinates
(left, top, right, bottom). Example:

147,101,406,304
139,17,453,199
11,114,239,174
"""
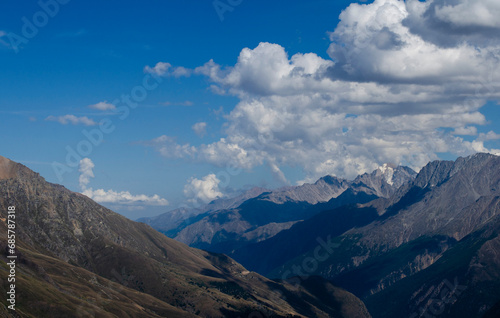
141,153,500,317
140,164,416,256
3,153,500,317
0,155,370,317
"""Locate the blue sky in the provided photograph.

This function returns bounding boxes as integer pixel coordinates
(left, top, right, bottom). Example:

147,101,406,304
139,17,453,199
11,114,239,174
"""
1,0,500,219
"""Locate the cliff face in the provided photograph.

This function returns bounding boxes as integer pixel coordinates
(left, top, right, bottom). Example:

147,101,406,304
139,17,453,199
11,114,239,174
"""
0,155,370,318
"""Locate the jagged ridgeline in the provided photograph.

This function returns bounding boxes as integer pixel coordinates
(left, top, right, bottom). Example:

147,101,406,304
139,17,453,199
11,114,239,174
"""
141,153,500,318
140,163,416,257
0,155,370,318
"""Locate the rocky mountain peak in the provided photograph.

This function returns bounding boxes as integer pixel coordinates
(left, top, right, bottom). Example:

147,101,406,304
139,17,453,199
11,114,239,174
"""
205,186,269,211
0,155,39,182
263,176,349,204
351,164,417,198
0,155,17,180
412,159,454,188
316,175,345,186
413,153,500,189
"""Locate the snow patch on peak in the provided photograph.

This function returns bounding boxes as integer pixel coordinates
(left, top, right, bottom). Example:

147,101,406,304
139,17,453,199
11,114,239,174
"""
378,163,395,185
378,163,390,174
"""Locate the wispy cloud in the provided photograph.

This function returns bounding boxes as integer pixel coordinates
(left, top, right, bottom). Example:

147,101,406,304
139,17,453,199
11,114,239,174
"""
144,62,192,78
192,122,207,137
0,30,12,49
88,101,116,111
160,100,193,106
144,62,171,76
46,114,97,126
143,135,196,159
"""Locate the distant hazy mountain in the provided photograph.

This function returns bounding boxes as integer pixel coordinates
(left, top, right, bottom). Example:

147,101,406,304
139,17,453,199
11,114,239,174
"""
239,153,500,317
137,186,268,235
0,155,370,318
145,164,416,257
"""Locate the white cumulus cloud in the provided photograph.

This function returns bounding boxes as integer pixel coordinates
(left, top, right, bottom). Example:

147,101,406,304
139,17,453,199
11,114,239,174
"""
144,0,500,182
434,0,500,28
184,174,225,204
78,158,95,189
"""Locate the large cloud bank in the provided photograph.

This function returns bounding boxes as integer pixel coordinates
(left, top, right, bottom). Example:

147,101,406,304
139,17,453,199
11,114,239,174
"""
146,0,500,183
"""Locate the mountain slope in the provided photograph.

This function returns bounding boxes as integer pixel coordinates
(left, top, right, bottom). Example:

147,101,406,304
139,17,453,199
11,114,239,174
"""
364,213,500,317
0,237,192,318
0,155,370,318
231,205,380,275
